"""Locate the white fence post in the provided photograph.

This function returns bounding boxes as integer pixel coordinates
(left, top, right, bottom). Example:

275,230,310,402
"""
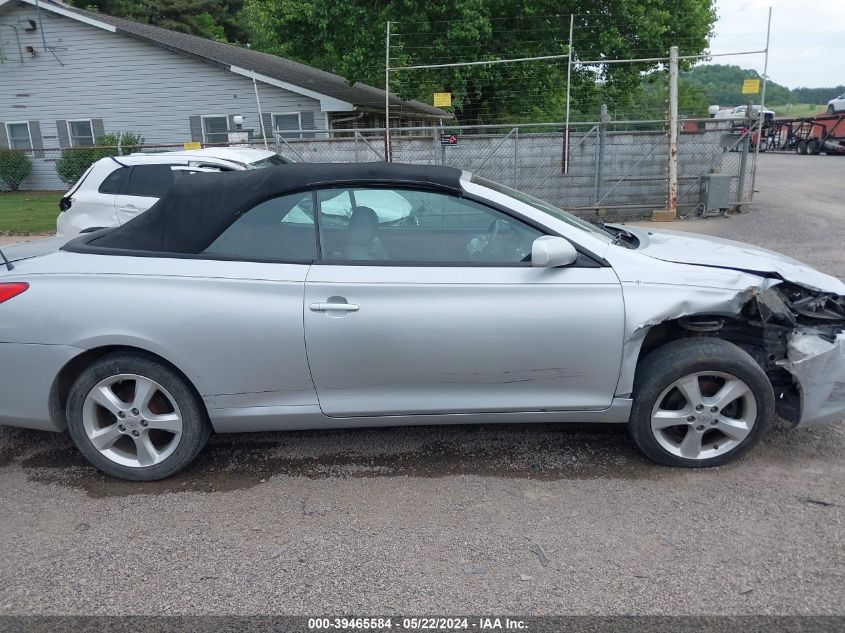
667,45,679,219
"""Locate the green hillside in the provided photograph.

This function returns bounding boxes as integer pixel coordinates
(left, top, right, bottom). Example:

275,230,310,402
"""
682,64,843,107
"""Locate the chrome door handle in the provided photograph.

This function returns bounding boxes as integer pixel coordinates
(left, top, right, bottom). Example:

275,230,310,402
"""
309,302,359,312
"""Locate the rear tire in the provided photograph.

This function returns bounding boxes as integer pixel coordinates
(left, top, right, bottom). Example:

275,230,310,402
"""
66,352,211,481
628,338,773,468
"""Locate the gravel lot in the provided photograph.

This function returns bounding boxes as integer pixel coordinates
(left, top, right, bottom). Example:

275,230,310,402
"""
0,153,843,616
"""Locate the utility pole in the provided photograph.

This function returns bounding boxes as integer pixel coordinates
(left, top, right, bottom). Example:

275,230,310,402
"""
563,13,574,174
384,20,392,162
749,6,772,199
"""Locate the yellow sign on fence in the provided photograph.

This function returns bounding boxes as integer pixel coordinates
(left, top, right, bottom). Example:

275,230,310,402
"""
183,141,202,150
742,79,760,95
433,92,452,107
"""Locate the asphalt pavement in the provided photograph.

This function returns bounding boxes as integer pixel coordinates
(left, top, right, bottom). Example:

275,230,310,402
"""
0,153,842,616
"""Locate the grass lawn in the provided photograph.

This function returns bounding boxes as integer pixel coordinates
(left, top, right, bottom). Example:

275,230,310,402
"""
0,191,62,235
771,103,829,118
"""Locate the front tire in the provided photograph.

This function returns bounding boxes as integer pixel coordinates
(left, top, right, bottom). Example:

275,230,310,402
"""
829,105,836,116
66,352,211,480
628,338,773,468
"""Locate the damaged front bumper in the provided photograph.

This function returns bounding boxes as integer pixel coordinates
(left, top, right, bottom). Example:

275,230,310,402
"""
746,283,845,427
779,330,845,427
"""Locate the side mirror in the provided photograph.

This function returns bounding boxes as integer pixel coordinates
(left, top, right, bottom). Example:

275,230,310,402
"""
531,236,578,267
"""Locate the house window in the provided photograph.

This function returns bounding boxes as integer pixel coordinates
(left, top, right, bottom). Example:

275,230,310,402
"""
68,120,95,147
6,122,33,151
272,113,302,139
202,116,229,144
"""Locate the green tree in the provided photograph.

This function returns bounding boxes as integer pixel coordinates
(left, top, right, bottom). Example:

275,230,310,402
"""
638,75,710,118
246,0,716,124
75,0,249,44
791,85,845,105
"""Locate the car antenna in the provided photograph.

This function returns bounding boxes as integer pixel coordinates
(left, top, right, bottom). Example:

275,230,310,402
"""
0,247,14,271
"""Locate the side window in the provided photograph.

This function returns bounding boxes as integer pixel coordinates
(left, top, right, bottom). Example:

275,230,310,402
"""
203,192,316,261
316,187,542,264
6,122,32,151
201,116,229,144
68,120,95,147
124,164,175,198
272,113,302,139
98,166,128,194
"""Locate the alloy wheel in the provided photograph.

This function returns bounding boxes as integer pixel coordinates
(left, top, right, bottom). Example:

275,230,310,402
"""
82,373,183,468
650,371,757,460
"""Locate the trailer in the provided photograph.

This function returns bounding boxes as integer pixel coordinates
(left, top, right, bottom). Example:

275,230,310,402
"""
760,114,845,155
794,114,845,155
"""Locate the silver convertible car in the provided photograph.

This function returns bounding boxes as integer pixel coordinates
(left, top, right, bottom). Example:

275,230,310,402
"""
1,163,844,480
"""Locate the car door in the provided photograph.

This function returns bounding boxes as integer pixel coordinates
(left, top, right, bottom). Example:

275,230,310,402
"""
303,186,625,418
191,189,320,418
114,163,181,225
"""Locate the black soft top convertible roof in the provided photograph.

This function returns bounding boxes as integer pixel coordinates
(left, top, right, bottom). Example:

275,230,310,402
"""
78,162,463,254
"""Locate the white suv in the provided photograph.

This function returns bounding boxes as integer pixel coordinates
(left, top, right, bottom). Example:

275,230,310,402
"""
57,148,293,237
828,94,845,115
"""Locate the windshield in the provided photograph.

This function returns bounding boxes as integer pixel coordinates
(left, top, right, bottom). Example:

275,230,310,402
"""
469,175,614,243
246,154,294,169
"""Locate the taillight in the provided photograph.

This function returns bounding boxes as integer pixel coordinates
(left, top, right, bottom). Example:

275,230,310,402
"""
0,282,29,304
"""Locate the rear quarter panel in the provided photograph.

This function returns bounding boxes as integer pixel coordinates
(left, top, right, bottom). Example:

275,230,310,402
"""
1,252,317,411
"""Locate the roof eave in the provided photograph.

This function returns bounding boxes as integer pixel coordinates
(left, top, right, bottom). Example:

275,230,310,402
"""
228,66,354,112
3,0,116,31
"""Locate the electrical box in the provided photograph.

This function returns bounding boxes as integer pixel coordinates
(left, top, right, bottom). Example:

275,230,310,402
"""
699,173,732,214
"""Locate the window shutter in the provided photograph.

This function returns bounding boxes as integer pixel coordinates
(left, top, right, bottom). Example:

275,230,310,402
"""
188,115,203,142
92,118,105,142
300,111,315,138
0,123,8,149
261,113,273,140
28,121,44,157
56,120,70,148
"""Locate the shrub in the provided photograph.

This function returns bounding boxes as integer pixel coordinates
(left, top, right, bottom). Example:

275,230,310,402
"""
0,150,33,191
54,131,146,185
97,131,145,154
54,148,99,186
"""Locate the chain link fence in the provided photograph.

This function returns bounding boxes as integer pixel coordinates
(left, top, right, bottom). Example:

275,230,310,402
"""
0,117,754,235
272,116,753,220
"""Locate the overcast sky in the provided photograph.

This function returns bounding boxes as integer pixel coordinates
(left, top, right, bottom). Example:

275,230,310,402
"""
709,0,843,88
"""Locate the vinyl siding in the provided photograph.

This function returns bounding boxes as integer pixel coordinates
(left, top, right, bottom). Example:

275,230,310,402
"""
0,1,326,189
